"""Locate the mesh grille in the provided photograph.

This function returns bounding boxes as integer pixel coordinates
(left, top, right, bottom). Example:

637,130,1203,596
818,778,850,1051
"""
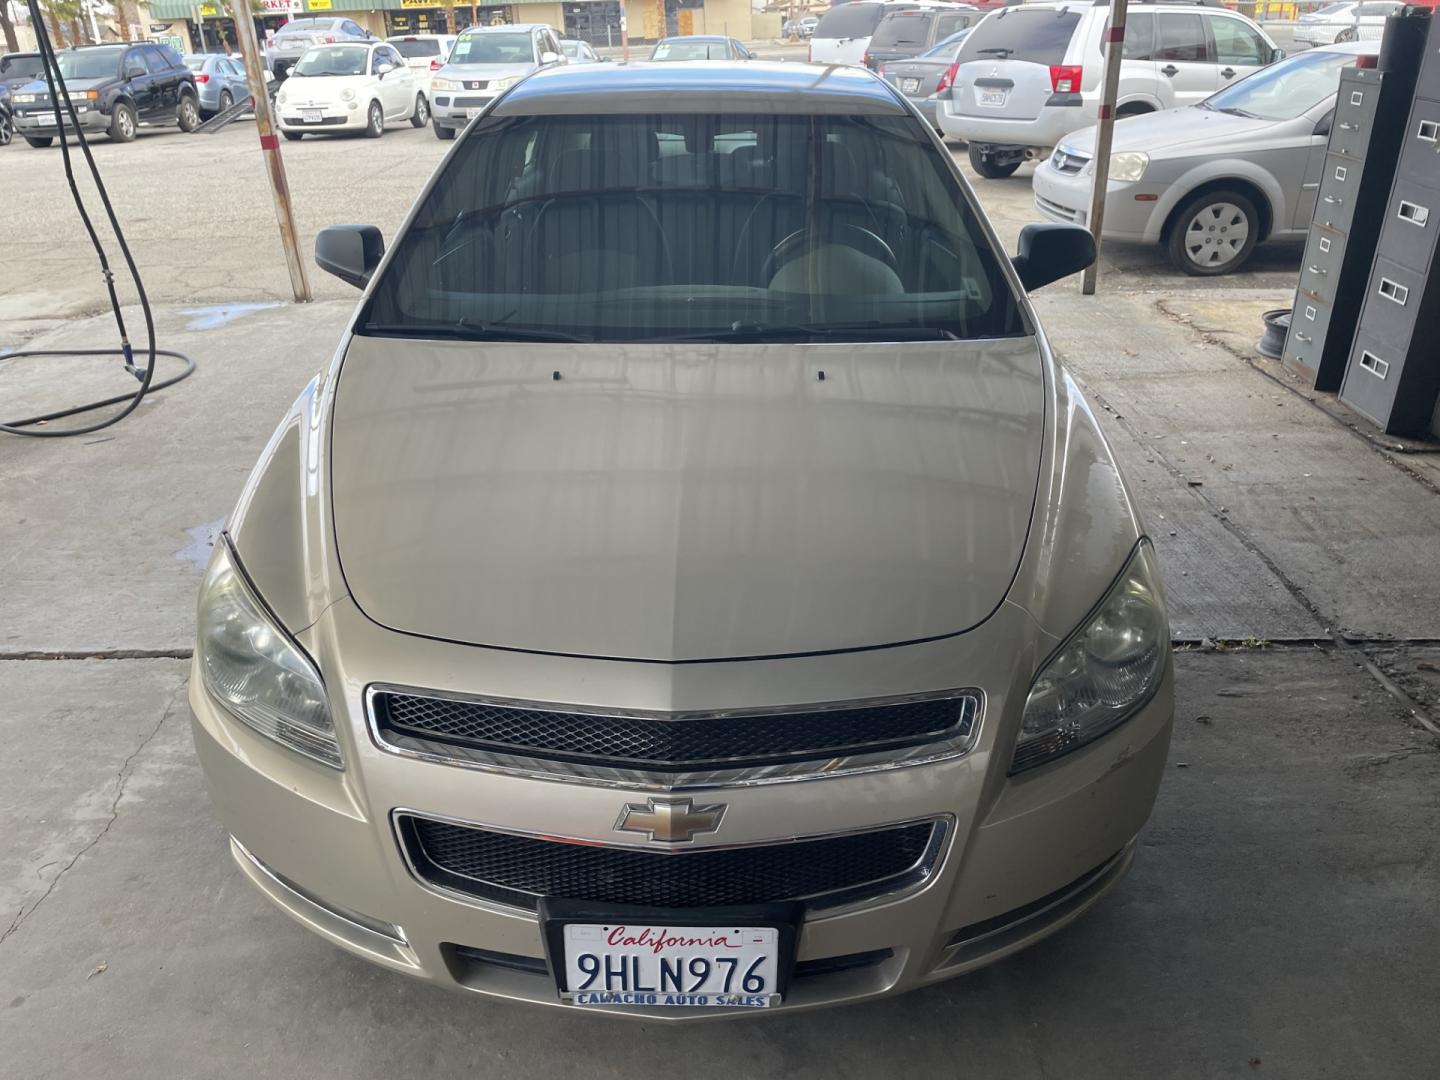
400,816,939,911
375,691,975,772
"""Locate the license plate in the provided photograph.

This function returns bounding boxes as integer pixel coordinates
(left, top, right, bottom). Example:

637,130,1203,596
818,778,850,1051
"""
979,88,1008,108
561,923,780,1008
302,108,322,123
465,106,484,118
902,78,920,94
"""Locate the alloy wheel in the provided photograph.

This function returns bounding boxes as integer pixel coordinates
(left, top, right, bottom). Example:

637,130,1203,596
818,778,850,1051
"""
0,111,12,147
1183,202,1250,270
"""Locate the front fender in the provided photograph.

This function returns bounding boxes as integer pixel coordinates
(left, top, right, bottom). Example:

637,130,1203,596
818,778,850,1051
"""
1144,158,1285,243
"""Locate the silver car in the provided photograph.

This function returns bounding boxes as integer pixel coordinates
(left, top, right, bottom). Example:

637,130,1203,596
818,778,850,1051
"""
429,23,565,141
266,17,375,81
190,61,1174,1020
879,28,970,132
183,54,250,118
1032,42,1376,275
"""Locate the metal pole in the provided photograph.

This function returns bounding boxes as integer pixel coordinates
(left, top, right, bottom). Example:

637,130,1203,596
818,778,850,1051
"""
620,0,629,62
1080,0,1128,295
227,0,312,302
193,5,206,50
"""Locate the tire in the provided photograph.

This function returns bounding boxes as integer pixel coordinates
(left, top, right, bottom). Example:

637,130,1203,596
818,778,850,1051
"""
364,100,384,139
0,109,12,147
434,122,455,140
1336,28,1358,43
410,93,429,128
25,135,53,148
968,143,1020,179
177,92,201,133
108,101,137,142
1166,189,1261,276
282,131,302,141
218,89,233,115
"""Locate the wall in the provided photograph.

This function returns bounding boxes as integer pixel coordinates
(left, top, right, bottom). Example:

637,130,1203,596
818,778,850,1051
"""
751,11,780,39
513,1,565,31
700,0,750,40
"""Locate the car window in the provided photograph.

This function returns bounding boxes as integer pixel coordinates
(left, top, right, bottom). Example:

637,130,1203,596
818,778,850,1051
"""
278,18,319,35
957,8,1083,66
1356,3,1396,14
1202,46,1357,120
343,21,367,38
183,55,206,72
450,33,537,64
652,40,731,60
360,111,1024,344
1156,13,1209,63
1312,2,1352,13
1099,12,1154,60
1209,16,1266,65
57,47,124,79
871,12,935,50
141,47,174,74
1,54,45,78
815,3,915,39
391,38,443,58
293,45,370,77
933,13,970,39
561,40,579,57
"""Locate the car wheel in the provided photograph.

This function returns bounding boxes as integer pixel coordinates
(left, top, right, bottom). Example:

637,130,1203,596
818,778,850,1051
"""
410,94,429,128
25,134,53,148
1116,103,1153,119
177,92,201,133
1166,190,1260,276
108,102,138,142
0,109,12,147
219,89,233,115
434,122,455,141
282,131,303,141
1336,27,1358,43
968,143,1020,179
365,100,384,138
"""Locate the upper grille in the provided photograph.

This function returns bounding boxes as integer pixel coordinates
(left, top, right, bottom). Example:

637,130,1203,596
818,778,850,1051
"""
398,815,943,912
1050,147,1089,175
372,689,977,773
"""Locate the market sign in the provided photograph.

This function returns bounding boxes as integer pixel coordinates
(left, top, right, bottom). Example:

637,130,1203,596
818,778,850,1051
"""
198,3,219,15
307,0,333,9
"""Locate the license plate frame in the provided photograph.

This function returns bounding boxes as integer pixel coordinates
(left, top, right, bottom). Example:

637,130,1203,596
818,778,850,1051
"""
978,87,1008,108
465,106,485,119
901,78,921,94
540,898,802,1010
301,108,323,123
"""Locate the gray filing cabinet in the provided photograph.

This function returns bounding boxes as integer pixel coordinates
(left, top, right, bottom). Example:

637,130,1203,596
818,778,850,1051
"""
1340,13,1440,436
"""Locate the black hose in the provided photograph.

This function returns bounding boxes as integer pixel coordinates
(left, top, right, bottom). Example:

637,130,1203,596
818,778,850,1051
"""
2,2,194,437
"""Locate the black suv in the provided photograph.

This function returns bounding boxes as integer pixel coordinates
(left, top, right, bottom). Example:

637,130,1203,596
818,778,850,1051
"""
10,43,199,148
0,52,46,148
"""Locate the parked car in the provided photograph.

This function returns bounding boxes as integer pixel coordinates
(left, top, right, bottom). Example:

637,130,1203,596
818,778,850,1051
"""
1293,1,1400,47
559,38,601,63
864,5,980,71
386,33,457,96
274,41,426,140
941,0,1282,178
879,28,971,131
784,15,820,38
10,42,200,147
1,51,45,96
429,24,566,141
810,1,968,66
649,35,755,61
192,59,1173,1020
266,17,375,81
184,54,252,118
1031,42,1376,274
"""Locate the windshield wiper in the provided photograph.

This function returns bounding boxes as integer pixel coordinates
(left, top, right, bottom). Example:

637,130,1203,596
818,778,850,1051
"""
641,322,963,344
363,319,591,344
1216,106,1260,118
976,47,1013,57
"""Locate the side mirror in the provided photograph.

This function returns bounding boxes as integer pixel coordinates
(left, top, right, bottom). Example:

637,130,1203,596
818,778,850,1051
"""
376,61,394,76
1314,110,1333,137
1011,223,1096,291
540,51,561,65
1269,47,1286,63
316,224,384,289
125,64,146,79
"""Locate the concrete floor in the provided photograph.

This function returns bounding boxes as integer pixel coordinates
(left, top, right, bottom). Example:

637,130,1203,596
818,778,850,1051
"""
2,85,1438,1078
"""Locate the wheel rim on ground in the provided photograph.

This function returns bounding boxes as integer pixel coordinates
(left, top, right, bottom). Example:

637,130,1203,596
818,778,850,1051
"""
182,99,197,127
0,113,11,146
220,91,232,111
371,103,382,133
1183,202,1250,269
417,96,428,123
119,110,134,138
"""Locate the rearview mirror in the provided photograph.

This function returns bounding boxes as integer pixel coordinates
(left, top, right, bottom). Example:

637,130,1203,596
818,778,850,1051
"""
316,225,385,290
1011,223,1096,292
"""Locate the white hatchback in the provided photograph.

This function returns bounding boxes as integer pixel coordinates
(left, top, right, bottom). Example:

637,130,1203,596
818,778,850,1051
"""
276,40,429,140
386,33,457,98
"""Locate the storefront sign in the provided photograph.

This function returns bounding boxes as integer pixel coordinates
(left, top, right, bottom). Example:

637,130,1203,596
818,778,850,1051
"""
307,0,333,10
198,3,219,16
400,0,433,7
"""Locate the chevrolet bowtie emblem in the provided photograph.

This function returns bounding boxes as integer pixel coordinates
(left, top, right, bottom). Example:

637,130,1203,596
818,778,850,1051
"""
615,797,726,844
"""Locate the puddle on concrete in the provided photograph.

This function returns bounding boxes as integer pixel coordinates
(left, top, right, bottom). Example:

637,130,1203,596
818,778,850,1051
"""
180,303,284,332
176,518,226,570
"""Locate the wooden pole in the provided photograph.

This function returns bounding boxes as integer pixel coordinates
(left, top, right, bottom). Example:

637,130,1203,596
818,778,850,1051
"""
1080,0,1129,295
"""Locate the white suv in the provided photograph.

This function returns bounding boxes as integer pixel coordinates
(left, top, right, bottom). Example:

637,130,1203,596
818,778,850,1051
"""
940,0,1281,177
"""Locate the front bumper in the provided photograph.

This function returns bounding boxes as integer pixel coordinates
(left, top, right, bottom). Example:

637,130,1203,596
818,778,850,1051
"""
13,107,107,134
431,92,495,130
276,104,367,133
1031,159,1167,243
190,596,1174,1020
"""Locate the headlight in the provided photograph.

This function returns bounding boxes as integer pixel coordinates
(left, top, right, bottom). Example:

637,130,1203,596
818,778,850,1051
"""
277,91,288,105
340,88,355,102
196,540,340,768
430,77,458,91
1107,151,1149,183
493,76,519,90
1012,543,1167,774
15,93,35,103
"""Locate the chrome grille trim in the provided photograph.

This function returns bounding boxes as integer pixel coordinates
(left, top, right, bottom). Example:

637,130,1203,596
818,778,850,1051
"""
365,684,984,790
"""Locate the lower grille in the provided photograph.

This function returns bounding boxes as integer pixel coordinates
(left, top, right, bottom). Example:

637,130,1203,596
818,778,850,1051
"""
372,688,978,774
1035,193,1082,223
452,95,493,107
398,814,945,912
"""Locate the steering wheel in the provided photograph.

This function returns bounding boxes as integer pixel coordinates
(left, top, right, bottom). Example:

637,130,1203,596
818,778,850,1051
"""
761,223,899,286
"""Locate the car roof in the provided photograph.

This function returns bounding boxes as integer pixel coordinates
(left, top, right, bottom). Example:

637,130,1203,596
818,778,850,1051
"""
658,35,729,42
1310,41,1382,55
387,33,452,39
464,23,548,33
498,61,907,116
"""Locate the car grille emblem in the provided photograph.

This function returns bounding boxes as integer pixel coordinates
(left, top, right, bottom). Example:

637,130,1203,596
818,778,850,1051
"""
615,797,726,844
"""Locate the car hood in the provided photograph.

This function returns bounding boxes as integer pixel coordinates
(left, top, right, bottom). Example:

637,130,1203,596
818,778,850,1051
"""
438,62,535,81
16,76,110,94
282,74,374,98
329,335,1047,662
1059,106,1280,157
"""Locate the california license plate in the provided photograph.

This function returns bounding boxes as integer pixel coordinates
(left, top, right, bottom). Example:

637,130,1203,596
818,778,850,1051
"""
302,108,322,123
902,78,921,93
561,923,780,1008
465,106,484,118
979,87,1008,107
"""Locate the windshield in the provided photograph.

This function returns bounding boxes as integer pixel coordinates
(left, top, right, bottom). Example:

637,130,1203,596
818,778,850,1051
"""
652,40,729,60
390,38,443,58
1312,3,1353,14
871,12,934,49
450,33,535,64
183,55,207,71
815,3,900,39
1,54,44,78
957,9,1081,66
55,48,124,80
561,41,580,56
360,111,1023,344
277,19,325,36
1202,48,1359,121
293,45,369,76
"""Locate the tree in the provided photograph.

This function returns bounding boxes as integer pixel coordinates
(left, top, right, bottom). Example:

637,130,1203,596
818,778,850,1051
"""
37,0,86,46
112,0,132,41
1,1,21,53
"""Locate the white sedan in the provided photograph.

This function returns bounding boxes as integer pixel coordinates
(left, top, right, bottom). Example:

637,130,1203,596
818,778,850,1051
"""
276,41,429,140
1293,1,1400,47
